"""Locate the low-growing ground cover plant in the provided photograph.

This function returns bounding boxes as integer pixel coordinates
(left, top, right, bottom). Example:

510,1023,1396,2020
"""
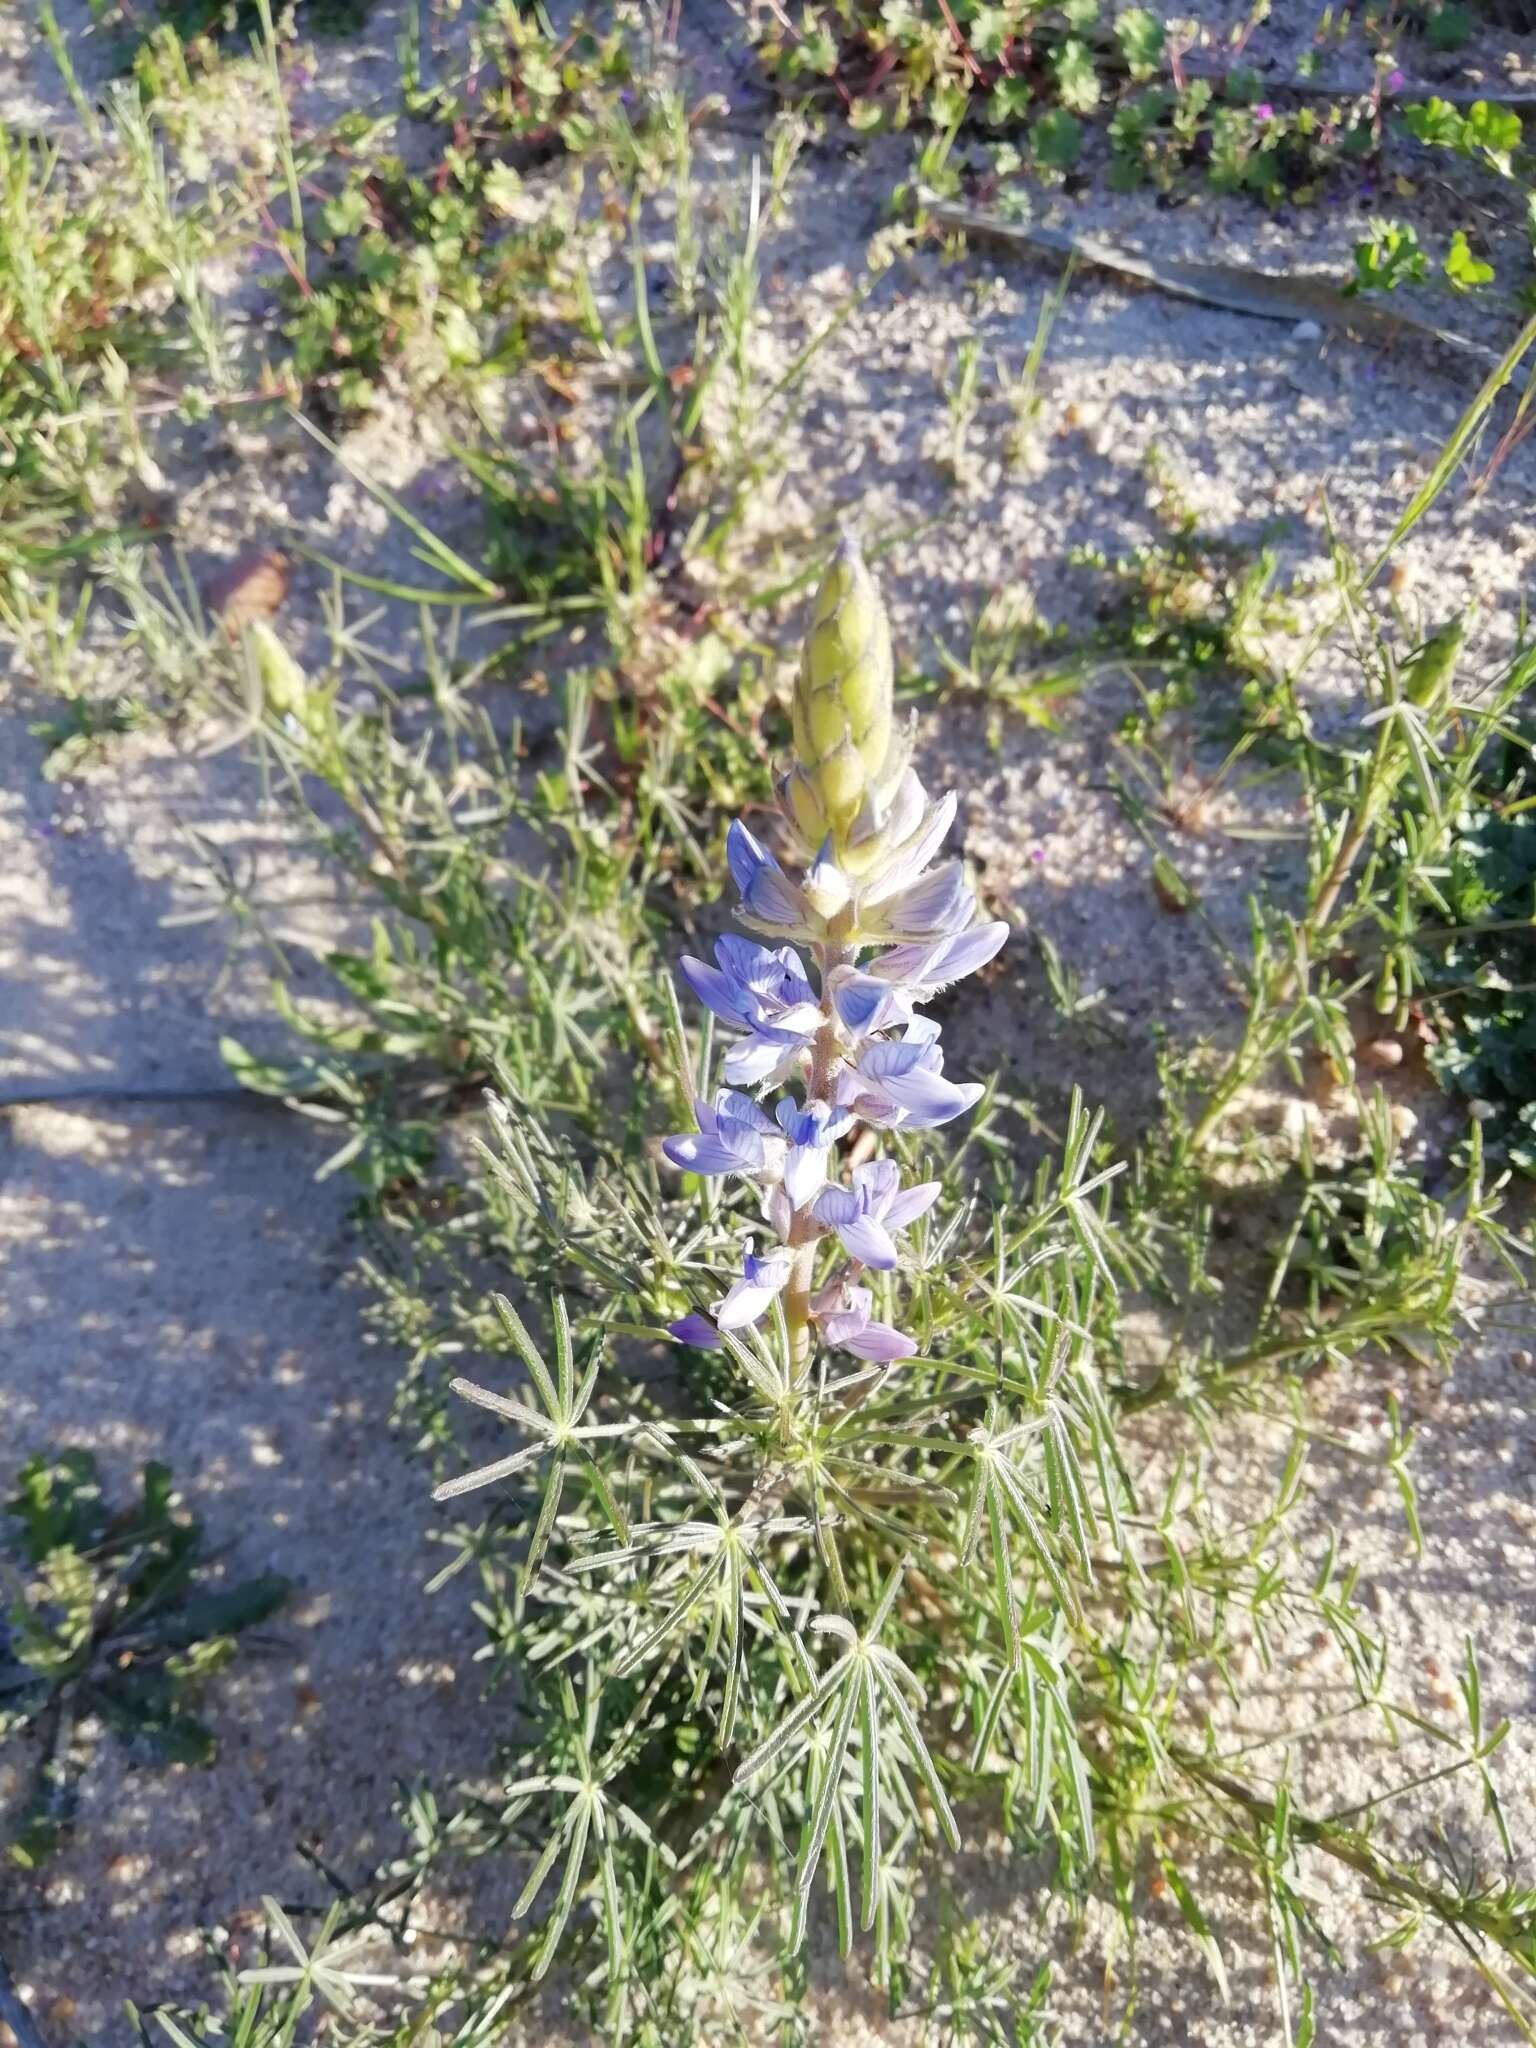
278,7,643,418
1386,701,1536,1175
737,1,1534,316
0,122,181,588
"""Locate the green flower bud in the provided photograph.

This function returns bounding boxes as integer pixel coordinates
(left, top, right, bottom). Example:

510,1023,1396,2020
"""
1403,615,1466,714
793,532,896,847
1374,955,1398,1016
248,620,308,722
783,764,830,850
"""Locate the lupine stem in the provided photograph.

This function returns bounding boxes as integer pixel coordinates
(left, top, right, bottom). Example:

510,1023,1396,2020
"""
784,942,852,1378
1173,1749,1536,1969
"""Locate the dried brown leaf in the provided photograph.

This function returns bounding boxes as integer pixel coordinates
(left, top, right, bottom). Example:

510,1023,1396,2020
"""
204,547,290,635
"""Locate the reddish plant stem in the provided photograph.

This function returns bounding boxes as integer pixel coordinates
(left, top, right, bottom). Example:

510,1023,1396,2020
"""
935,0,986,83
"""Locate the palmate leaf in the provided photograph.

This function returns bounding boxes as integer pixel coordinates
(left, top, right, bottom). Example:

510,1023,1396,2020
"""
735,1567,959,1947
434,1294,634,1581
573,1494,806,1749
961,1402,1085,1648
235,1897,398,2016
501,1672,676,1983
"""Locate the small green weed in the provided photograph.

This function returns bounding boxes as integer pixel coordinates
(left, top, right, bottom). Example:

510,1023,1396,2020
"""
1391,702,1536,1172
279,129,574,416
0,130,170,583
742,2,1378,197
276,7,643,415
81,0,378,65
1,1451,288,1868
741,4,1535,317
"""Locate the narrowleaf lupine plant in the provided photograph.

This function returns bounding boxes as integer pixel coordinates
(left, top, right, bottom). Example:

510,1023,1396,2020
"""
429,535,1536,2038
662,532,1007,1380
432,532,1130,2029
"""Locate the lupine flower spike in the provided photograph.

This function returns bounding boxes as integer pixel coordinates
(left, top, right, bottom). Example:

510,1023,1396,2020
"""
665,530,1007,1370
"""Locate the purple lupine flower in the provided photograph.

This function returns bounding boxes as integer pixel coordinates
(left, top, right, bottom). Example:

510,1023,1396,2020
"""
864,921,1010,1000
657,543,1010,1380
801,840,856,921
840,1019,984,1131
858,860,976,942
829,921,1010,1043
679,936,822,1085
815,1283,917,1362
726,820,813,934
845,781,975,942
669,1313,723,1349
775,1096,854,1206
663,1090,785,1180
717,1243,794,1329
854,784,956,894
832,766,924,865
812,1159,940,1271
830,968,910,1039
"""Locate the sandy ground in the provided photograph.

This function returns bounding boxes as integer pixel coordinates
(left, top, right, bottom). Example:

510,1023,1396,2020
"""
4,2,1536,2041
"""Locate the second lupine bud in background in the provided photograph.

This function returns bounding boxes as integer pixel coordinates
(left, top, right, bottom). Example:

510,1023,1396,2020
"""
1403,615,1466,714
247,620,309,724
787,532,904,857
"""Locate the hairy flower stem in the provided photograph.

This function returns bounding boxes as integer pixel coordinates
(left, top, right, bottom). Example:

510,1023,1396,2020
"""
785,941,852,1378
